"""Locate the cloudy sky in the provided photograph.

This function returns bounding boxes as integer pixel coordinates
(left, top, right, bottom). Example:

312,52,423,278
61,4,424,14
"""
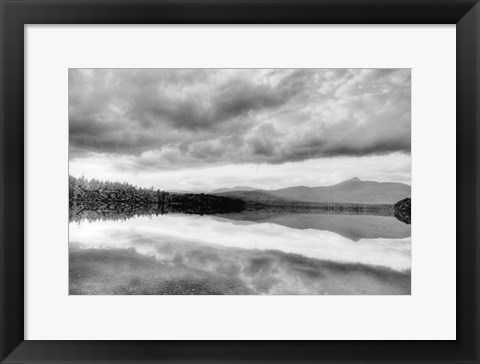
69,69,411,191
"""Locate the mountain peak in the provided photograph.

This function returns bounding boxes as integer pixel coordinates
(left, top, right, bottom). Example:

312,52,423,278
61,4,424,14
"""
345,177,361,182
331,177,362,187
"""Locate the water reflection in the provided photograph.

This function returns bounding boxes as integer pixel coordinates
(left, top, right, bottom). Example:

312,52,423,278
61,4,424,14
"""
69,210,411,295
214,211,410,241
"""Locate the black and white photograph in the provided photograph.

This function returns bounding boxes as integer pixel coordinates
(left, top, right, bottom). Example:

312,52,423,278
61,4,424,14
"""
68,68,411,295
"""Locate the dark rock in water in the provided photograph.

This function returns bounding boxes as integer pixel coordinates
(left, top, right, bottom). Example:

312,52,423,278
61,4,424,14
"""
394,198,411,224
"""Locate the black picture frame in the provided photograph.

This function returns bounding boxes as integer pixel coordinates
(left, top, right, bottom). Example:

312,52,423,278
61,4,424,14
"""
1,0,479,363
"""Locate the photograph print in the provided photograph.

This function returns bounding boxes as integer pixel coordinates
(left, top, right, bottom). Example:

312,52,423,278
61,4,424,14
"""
69,68,411,295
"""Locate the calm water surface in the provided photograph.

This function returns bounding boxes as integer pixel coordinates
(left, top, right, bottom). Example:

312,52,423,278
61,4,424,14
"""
69,212,411,295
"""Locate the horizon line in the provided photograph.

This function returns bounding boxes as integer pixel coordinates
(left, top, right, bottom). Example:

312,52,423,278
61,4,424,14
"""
69,174,412,193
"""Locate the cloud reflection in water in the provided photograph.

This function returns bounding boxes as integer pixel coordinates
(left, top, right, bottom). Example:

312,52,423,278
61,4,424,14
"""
69,213,411,295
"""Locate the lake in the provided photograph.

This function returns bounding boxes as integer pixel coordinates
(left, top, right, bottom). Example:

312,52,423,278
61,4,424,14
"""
69,211,411,295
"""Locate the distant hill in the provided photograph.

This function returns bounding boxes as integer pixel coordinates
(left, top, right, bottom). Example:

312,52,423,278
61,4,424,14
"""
211,186,258,194
214,190,290,204
167,189,199,194
214,178,411,205
267,177,410,204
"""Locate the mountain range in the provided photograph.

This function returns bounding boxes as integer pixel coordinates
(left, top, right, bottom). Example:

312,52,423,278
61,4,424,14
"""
213,177,411,205
211,186,258,194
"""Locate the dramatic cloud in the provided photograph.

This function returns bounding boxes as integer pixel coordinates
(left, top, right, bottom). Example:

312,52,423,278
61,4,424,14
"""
69,69,411,170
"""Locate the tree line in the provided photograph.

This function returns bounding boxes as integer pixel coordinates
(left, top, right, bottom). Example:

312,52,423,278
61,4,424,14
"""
69,175,245,217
